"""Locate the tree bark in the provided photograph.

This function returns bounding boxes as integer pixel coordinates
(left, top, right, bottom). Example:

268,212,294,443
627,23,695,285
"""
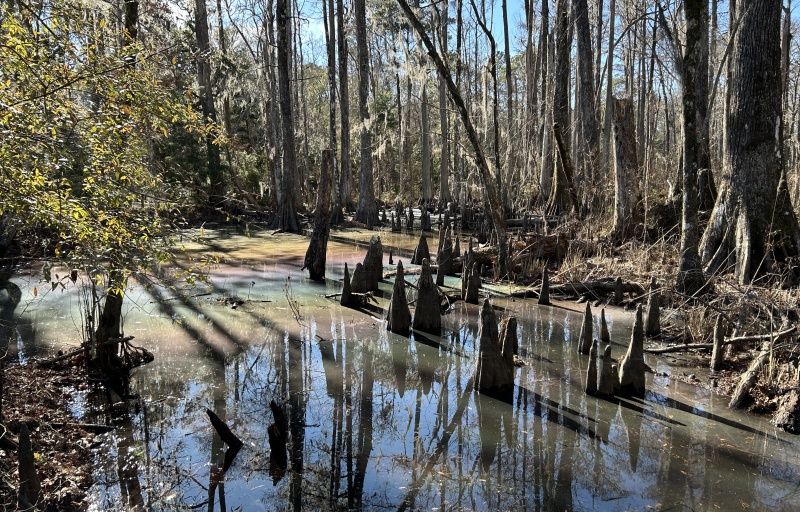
354,0,378,227
303,150,334,281
337,0,352,210
676,0,707,295
421,83,432,203
273,0,300,231
699,0,800,284
611,97,640,240
194,0,224,205
574,0,598,186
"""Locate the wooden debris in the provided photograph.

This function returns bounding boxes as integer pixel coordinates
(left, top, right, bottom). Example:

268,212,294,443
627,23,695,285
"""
773,389,800,433
710,314,725,371
729,341,771,409
547,278,644,298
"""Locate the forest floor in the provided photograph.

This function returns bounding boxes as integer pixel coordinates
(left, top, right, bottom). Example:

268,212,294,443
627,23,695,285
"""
0,360,95,511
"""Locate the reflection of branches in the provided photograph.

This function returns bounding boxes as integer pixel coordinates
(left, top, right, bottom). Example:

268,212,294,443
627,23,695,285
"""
284,278,305,327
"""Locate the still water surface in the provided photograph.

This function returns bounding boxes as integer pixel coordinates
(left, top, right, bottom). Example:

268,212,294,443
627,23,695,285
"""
4,228,800,511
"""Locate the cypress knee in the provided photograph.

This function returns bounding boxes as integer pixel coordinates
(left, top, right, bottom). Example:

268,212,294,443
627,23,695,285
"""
387,260,411,335
645,276,661,337
412,259,441,335
618,305,646,396
597,344,615,396
578,302,593,354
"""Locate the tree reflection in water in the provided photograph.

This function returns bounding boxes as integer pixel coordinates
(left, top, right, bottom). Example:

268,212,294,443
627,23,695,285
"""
62,233,800,511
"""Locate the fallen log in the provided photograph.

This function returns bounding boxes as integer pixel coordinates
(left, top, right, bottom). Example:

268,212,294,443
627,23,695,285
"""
548,279,645,297
729,341,771,410
645,327,796,354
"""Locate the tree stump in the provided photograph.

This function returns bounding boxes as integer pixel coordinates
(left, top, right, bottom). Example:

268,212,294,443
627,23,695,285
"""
600,308,610,342
586,339,598,394
411,233,430,265
614,276,623,305
710,314,724,371
538,267,551,306
387,260,411,335
406,206,414,231
18,424,41,507
618,305,646,397
421,209,432,231
578,302,593,354
362,236,383,291
302,149,334,281
645,277,661,337
412,259,441,335
597,344,615,396
474,299,514,393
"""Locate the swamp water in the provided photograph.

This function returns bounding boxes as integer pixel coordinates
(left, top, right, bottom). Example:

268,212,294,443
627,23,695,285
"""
3,228,800,511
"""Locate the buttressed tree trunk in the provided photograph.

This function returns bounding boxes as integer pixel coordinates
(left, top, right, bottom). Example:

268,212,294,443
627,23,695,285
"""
699,0,800,285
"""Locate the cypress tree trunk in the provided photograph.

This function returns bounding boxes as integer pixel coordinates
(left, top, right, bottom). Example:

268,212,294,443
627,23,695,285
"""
273,0,300,232
699,0,800,284
354,0,378,227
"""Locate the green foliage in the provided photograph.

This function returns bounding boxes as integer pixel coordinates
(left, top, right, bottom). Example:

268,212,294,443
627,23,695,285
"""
0,2,206,293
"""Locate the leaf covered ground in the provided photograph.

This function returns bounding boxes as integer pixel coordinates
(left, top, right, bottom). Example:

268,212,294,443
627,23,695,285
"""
1,361,95,511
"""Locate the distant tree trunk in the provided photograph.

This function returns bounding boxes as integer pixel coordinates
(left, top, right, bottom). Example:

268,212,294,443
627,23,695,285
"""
437,3,451,207
699,0,800,285
546,0,576,216
273,0,300,231
304,150,334,281
398,0,508,277
501,0,513,210
354,0,378,227
538,1,552,203
421,83,432,203
611,97,640,240
601,0,616,176
337,0,352,210
695,0,715,212
676,0,707,294
574,0,598,187
194,0,223,205
324,0,343,223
